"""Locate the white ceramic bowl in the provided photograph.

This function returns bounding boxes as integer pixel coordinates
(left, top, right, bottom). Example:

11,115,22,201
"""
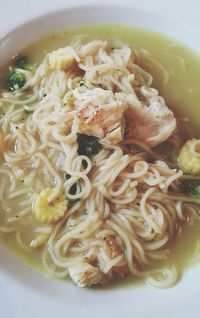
1,2,200,318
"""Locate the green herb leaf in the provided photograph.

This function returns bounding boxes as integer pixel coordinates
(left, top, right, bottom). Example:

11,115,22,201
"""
23,107,34,114
181,179,200,198
180,180,200,193
77,134,102,157
6,72,26,92
79,80,88,88
15,56,34,72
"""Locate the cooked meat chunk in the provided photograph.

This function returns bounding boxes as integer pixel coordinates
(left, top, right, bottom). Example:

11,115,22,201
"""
74,85,176,147
121,86,176,147
68,261,102,287
74,88,128,144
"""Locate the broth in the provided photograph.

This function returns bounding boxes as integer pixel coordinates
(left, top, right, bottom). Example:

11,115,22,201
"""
1,24,200,287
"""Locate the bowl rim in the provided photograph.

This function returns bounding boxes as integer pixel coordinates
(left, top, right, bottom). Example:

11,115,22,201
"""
1,3,200,57
1,3,200,318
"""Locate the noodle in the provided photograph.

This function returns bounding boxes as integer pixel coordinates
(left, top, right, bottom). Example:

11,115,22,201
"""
146,267,177,289
0,35,199,289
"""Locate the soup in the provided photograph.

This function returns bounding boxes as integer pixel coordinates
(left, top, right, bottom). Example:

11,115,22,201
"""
1,24,200,288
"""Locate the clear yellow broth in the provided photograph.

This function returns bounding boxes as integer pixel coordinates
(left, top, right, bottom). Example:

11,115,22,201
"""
1,24,200,288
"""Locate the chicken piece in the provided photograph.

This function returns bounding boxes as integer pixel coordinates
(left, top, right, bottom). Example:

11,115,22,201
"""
85,247,99,264
105,235,123,259
74,84,175,147
105,236,128,276
97,235,128,276
68,261,102,287
74,88,129,144
123,86,176,147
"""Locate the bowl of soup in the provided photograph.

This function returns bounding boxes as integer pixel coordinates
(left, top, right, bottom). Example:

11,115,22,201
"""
1,2,200,318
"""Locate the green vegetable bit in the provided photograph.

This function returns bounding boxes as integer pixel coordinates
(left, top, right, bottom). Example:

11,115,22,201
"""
77,134,102,156
64,173,77,195
181,179,200,198
191,185,200,198
15,56,34,71
79,80,88,88
6,72,26,91
23,107,34,114
143,74,152,86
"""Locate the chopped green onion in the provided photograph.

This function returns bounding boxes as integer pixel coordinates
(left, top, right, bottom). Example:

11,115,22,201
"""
79,80,88,88
181,180,200,196
23,107,34,114
6,72,26,92
15,56,34,72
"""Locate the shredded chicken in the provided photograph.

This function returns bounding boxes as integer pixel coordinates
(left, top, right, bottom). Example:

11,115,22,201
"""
73,85,176,147
74,88,128,144
121,86,177,147
105,236,128,276
68,261,102,287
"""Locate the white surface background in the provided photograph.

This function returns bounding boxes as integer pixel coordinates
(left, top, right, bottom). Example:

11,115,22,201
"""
0,1,200,318
0,0,199,33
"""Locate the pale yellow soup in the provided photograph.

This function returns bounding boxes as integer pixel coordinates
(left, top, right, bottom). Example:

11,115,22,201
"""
1,24,200,287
